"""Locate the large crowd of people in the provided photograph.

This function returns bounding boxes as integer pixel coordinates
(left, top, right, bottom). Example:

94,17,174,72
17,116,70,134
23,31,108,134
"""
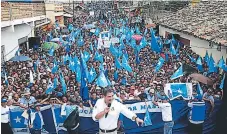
2,15,224,110
1,5,226,133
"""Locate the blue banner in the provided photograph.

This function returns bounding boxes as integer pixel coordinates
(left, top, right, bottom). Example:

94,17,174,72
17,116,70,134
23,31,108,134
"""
10,100,221,134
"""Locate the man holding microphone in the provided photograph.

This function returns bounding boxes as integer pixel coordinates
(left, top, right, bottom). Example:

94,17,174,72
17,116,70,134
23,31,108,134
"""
92,89,144,134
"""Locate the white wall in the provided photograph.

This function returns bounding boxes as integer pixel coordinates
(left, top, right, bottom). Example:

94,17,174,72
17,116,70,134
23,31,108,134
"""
1,23,33,61
159,25,227,63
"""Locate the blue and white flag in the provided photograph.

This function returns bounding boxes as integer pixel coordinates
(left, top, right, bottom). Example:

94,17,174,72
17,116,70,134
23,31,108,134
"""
48,46,54,56
96,71,109,88
204,50,209,63
219,74,225,90
143,108,152,126
164,83,193,100
154,57,165,73
218,56,225,69
196,56,204,72
10,108,27,133
88,66,97,83
197,83,203,98
170,65,183,80
121,55,132,73
115,58,122,69
94,51,104,63
150,29,161,53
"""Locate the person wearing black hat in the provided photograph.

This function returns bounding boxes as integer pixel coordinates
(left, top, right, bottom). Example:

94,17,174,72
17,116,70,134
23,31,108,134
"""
1,98,13,134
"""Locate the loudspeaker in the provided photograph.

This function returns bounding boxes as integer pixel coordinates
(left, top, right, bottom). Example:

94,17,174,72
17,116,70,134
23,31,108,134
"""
28,37,41,49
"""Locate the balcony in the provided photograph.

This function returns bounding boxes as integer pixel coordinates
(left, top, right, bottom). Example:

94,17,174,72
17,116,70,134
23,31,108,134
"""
1,2,46,28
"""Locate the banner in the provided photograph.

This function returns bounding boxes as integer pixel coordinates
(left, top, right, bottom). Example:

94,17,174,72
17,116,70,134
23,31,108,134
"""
10,100,221,134
164,83,193,100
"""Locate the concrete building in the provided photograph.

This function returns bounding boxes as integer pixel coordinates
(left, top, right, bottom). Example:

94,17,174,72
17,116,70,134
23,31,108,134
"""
45,2,64,25
1,1,49,61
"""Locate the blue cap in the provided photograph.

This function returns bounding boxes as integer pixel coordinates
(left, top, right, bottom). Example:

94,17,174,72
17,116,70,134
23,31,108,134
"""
1,98,7,103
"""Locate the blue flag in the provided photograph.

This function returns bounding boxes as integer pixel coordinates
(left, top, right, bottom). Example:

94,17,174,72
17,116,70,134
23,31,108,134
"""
154,57,165,73
83,51,90,62
143,108,152,126
150,29,161,53
170,42,177,55
88,66,97,83
45,82,54,94
59,72,67,94
94,51,104,63
96,71,109,88
77,36,84,46
170,83,189,100
76,65,81,82
48,46,54,56
10,109,27,129
115,58,122,69
196,56,203,72
204,50,209,63
109,44,119,57
208,54,216,73
197,83,203,98
122,55,132,73
218,56,225,69
170,65,183,80
4,73,9,86
51,59,58,74
219,74,225,90
90,43,94,52
80,53,89,101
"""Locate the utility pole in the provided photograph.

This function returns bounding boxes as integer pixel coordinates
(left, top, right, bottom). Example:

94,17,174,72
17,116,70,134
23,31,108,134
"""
73,0,75,22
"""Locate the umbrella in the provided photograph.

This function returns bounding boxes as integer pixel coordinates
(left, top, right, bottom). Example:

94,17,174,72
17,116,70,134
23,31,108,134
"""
145,23,156,28
189,73,214,85
42,42,60,50
50,38,60,42
132,34,143,41
83,24,95,29
10,55,32,62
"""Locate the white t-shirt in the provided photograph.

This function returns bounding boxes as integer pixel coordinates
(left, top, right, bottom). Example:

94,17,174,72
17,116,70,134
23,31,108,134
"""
158,102,173,122
1,106,10,123
92,98,136,130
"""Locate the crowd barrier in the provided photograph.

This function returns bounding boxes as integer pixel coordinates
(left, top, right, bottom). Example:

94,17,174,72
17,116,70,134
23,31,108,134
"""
10,100,222,134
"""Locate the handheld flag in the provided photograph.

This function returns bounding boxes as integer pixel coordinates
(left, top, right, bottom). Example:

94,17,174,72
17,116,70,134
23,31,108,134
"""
170,65,183,80
121,55,132,73
204,50,209,63
80,54,89,101
219,74,225,90
154,57,165,73
143,108,152,126
168,83,190,100
96,71,109,88
94,51,104,63
150,29,161,53
115,58,122,69
197,83,203,98
218,56,225,69
4,73,9,86
88,66,97,83
59,72,67,94
196,57,204,72
29,70,34,84
48,46,54,56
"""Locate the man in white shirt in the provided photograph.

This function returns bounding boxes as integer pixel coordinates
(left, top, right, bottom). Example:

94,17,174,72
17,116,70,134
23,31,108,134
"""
92,89,144,134
1,98,13,134
152,96,174,134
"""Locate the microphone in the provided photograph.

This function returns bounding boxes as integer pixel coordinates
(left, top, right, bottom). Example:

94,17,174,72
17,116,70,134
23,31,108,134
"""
105,103,111,118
